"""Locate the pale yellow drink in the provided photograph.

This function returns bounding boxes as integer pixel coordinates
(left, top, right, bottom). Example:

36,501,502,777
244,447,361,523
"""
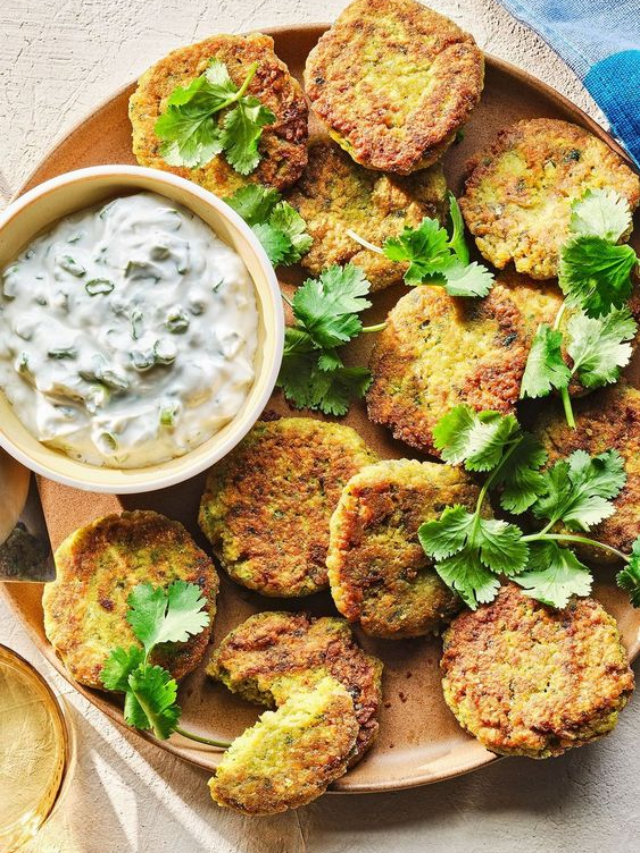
0,646,69,851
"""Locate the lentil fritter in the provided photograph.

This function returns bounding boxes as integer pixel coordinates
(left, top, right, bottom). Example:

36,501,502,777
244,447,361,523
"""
460,118,640,279
42,510,219,689
328,459,474,638
129,33,308,197
304,0,484,173
199,418,377,598
207,610,383,762
286,138,448,291
534,382,640,561
366,279,562,456
209,675,359,815
441,583,634,758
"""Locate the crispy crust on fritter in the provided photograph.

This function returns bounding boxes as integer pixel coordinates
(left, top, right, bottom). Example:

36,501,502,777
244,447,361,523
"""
327,460,470,638
460,118,640,279
366,279,561,456
209,675,359,815
286,138,448,291
199,418,377,597
304,0,484,175
441,584,634,758
207,611,383,762
129,33,308,196
304,0,484,173
534,383,640,560
42,510,219,689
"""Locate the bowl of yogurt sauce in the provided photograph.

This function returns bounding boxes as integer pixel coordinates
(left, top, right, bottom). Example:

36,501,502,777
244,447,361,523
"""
0,166,283,493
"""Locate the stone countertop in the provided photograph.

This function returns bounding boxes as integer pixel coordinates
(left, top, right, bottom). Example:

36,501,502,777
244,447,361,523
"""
0,2,637,851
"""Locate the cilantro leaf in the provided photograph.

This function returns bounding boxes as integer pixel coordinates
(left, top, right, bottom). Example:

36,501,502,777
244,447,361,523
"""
617,538,640,607
442,261,494,298
447,193,470,265
225,187,312,266
155,58,274,174
156,102,223,169
383,218,453,283
433,405,520,471
101,646,144,693
419,506,528,576
533,449,627,531
559,235,637,318
570,189,633,243
566,307,636,389
434,546,501,610
292,264,372,349
224,185,280,225
268,202,313,264
252,222,292,265
127,664,181,740
515,541,592,609
492,433,548,514
126,581,210,658
307,364,372,416
520,324,571,399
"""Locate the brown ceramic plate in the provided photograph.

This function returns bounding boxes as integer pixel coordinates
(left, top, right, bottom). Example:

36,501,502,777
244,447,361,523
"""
2,24,640,793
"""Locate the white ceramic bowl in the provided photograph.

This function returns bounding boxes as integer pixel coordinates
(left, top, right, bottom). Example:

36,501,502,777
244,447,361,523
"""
0,166,284,493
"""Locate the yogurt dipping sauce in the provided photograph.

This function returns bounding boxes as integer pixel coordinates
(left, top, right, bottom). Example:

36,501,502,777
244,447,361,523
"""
0,192,259,468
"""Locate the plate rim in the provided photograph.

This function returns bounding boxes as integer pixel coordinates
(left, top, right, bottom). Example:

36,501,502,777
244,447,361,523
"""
3,21,638,795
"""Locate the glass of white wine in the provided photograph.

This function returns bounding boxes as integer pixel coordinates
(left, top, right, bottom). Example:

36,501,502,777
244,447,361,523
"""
0,645,75,851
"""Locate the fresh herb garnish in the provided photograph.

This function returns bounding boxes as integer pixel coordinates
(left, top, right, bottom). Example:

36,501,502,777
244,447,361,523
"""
417,405,640,610
155,58,275,174
347,193,494,298
520,190,638,427
102,581,228,747
224,185,312,266
277,264,378,416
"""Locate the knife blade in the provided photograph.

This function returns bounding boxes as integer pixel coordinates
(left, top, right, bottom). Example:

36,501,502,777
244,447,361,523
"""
0,449,55,582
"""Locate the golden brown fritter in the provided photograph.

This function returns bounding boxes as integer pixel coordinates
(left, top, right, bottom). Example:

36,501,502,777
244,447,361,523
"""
441,583,634,758
366,279,562,456
129,33,308,197
534,383,640,561
460,118,640,279
209,675,359,815
328,459,471,639
199,418,377,597
207,610,383,762
286,138,448,291
304,0,484,174
42,511,219,689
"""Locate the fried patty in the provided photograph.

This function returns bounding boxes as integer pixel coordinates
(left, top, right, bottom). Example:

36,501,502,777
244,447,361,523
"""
129,33,308,197
534,382,640,561
209,675,359,815
304,0,484,173
441,583,634,758
460,118,640,279
366,278,563,456
199,418,377,597
207,610,383,762
42,510,219,689
286,138,448,291
327,459,474,638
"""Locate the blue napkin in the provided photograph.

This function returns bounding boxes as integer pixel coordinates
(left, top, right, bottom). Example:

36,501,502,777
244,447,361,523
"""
498,0,640,167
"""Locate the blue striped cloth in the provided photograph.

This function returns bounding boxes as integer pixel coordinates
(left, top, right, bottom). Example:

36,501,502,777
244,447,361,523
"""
498,0,640,167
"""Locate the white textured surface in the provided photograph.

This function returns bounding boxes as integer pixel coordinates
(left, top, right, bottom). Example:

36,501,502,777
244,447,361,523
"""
0,1,637,851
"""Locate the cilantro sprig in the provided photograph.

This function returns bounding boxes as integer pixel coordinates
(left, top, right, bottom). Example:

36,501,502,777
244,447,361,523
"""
277,264,377,416
521,190,638,427
347,194,494,298
102,581,228,747
224,185,312,266
417,405,640,610
155,58,275,174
